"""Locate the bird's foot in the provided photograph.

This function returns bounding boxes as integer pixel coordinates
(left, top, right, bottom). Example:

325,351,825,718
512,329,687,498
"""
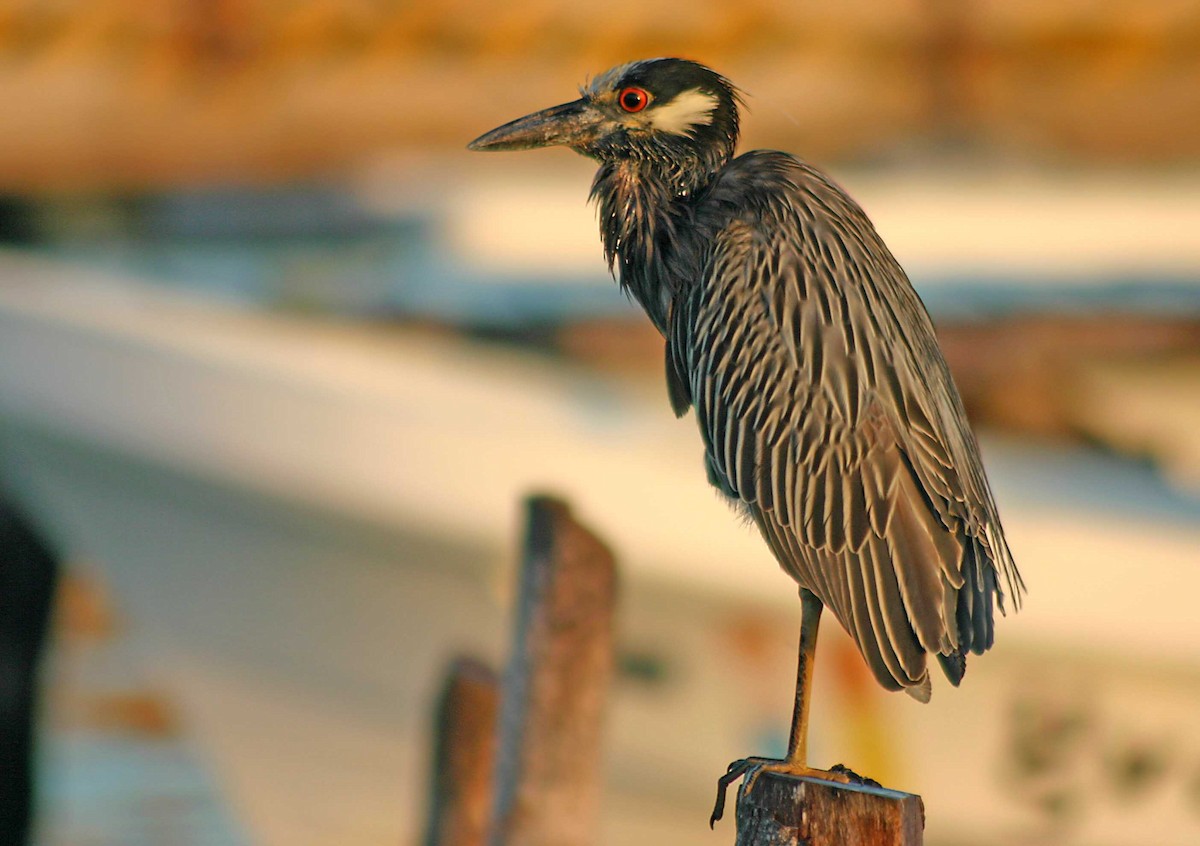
709,758,872,827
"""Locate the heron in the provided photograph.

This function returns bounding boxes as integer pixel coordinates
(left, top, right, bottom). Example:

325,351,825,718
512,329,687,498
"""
469,58,1024,821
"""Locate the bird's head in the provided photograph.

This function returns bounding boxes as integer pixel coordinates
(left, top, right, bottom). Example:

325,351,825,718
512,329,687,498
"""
469,58,740,186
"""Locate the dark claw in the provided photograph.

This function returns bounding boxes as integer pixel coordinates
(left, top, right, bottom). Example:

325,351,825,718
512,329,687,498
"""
709,758,766,828
829,763,879,788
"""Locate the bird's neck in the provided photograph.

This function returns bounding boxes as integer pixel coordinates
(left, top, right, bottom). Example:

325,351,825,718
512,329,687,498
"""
591,158,712,333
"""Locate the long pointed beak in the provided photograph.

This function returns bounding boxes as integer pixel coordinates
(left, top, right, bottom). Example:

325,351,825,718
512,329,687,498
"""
468,99,605,152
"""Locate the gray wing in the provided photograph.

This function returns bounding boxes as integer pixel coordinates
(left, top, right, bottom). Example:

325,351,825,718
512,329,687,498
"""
668,152,1024,695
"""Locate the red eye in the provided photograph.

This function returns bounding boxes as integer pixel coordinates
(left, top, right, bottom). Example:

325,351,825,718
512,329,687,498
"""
618,87,650,113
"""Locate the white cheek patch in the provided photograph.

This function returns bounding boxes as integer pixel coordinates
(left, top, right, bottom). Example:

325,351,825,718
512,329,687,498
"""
648,88,720,136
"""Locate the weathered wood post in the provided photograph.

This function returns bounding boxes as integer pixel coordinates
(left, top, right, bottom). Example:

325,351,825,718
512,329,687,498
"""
425,658,501,846
734,771,925,846
488,495,617,846
422,494,926,846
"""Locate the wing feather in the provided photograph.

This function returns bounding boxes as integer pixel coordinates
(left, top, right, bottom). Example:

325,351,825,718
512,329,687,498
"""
868,532,926,680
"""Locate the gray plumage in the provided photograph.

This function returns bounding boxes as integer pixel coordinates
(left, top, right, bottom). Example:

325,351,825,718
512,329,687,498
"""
470,58,1024,699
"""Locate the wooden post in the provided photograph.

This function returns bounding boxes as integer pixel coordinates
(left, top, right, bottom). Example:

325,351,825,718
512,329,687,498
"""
425,657,501,846
735,771,924,846
489,496,617,846
422,495,926,846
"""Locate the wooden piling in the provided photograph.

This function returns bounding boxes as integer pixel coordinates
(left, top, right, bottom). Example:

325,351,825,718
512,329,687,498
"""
425,657,501,846
488,496,617,846
422,494,926,846
735,770,924,846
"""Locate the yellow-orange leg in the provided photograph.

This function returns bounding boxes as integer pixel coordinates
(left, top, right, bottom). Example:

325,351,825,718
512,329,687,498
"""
710,589,852,827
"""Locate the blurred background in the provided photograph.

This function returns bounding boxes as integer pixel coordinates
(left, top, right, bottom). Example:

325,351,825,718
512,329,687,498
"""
0,1,1198,845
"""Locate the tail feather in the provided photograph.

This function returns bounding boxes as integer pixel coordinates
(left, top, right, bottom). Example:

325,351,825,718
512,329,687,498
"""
937,650,966,686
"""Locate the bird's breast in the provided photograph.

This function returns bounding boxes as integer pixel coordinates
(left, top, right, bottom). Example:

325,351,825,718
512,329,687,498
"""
595,167,709,335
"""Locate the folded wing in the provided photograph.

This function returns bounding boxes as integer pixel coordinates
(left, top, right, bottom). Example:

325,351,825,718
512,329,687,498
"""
667,151,1023,695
